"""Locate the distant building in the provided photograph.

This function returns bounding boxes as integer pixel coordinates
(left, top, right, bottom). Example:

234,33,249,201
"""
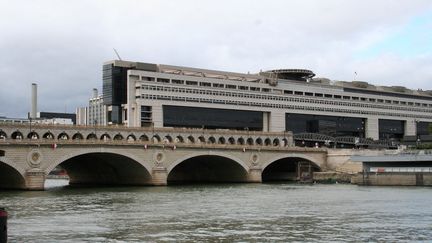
75,88,107,126
38,112,76,124
76,107,88,126
88,88,107,126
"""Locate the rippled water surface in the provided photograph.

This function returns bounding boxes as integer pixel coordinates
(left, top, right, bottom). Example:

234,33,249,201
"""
1,180,432,242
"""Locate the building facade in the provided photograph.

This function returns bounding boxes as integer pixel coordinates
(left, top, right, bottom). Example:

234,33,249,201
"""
102,60,432,141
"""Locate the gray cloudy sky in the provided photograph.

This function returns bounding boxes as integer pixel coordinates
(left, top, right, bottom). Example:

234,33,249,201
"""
1,0,432,118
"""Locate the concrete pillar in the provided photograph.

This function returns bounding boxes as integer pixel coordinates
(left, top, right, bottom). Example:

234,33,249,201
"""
270,110,285,132
366,117,379,140
405,119,416,136
25,169,45,190
152,104,163,128
247,167,262,183
262,112,269,132
152,167,168,186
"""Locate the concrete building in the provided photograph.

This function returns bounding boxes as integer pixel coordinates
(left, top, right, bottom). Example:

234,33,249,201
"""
76,107,88,126
88,88,107,126
102,60,432,142
75,89,107,126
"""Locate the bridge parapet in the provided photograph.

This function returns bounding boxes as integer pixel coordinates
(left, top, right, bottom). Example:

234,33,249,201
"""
0,124,293,147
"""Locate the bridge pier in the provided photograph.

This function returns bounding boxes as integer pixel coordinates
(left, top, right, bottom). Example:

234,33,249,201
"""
247,167,262,183
152,167,168,186
25,169,45,190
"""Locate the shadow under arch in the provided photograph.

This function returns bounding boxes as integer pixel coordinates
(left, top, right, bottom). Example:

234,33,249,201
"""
167,153,249,184
261,155,322,182
0,160,26,189
47,152,153,187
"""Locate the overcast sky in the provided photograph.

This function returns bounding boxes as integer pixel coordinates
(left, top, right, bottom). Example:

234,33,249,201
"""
1,0,432,118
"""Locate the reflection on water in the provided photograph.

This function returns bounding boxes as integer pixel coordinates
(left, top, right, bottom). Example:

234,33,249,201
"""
1,180,432,242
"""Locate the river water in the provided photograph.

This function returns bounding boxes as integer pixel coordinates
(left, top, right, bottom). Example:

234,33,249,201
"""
1,180,431,242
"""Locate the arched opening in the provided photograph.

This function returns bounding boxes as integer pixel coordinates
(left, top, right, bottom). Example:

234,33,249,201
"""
0,161,25,189
152,135,161,143
282,138,288,147
43,132,54,139
264,138,272,146
11,131,23,139
208,136,216,144
256,138,263,146
237,137,245,145
72,133,83,140
228,137,235,145
113,134,124,141
164,135,173,143
218,137,226,144
262,157,321,182
27,131,39,140
86,133,97,140
58,132,69,140
139,134,149,142
0,130,6,139
167,155,249,184
247,138,254,146
175,136,184,143
198,136,205,143
127,134,136,142
51,152,153,187
273,138,280,146
100,133,111,141
187,135,195,143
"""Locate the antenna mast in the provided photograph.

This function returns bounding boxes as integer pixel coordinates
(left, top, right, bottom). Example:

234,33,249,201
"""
113,48,122,60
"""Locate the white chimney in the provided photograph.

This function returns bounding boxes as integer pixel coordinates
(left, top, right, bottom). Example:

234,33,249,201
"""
93,88,98,99
30,83,37,119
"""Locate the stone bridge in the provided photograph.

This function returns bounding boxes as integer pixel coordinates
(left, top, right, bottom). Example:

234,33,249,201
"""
0,124,337,190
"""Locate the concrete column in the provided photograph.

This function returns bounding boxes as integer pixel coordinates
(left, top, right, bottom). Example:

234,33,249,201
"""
270,110,285,132
152,167,168,186
247,167,262,183
262,112,269,132
25,169,45,190
405,119,416,136
366,117,379,140
152,104,163,128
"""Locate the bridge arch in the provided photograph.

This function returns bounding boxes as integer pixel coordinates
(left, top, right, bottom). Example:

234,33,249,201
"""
175,135,184,143
256,137,263,146
86,133,97,140
43,131,55,139
261,154,322,182
0,158,26,189
58,132,69,140
72,132,83,140
47,150,153,186
27,131,39,140
208,136,216,144
0,130,7,139
100,133,111,141
113,133,124,140
127,134,136,141
167,152,250,184
11,130,23,139
187,135,195,143
139,134,149,142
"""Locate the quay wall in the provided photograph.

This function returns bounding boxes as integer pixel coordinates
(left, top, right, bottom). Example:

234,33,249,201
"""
352,172,432,186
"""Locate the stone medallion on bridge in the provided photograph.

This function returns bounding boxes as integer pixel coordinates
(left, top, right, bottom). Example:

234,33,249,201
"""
250,153,259,166
27,149,43,168
153,151,165,167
